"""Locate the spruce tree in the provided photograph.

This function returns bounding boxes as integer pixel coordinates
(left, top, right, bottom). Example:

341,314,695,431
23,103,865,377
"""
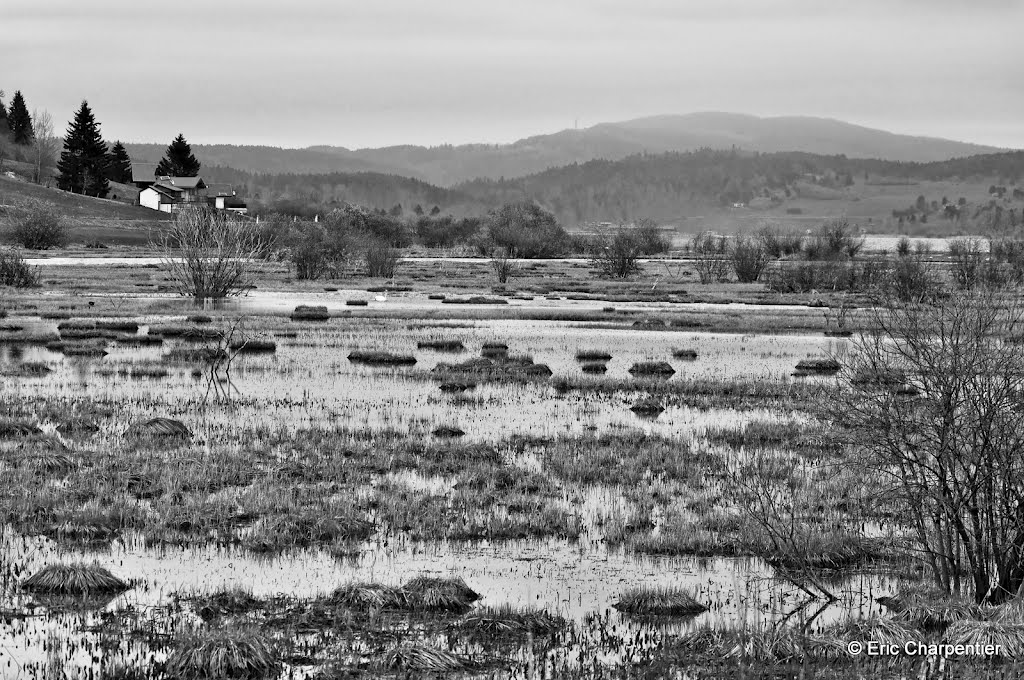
0,90,7,128
105,141,133,183
7,91,34,145
57,101,110,197
155,133,200,177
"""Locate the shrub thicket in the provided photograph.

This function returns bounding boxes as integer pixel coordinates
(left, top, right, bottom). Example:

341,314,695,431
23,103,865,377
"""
590,231,643,279
9,201,68,249
485,202,567,258
730,233,769,283
0,249,41,287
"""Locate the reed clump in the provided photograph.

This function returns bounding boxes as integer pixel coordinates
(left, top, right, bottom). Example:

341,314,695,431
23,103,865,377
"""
290,305,330,321
22,562,129,595
348,350,416,366
165,626,280,680
613,586,708,616
628,361,675,377
418,339,465,352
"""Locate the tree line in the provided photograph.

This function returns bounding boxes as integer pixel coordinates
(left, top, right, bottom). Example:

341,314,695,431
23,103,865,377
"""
1,86,203,200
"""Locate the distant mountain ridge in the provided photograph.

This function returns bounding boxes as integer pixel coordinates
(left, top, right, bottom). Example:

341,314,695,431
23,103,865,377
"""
123,112,1005,186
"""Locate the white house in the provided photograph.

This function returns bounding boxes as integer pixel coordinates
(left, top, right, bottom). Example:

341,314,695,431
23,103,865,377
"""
139,176,207,213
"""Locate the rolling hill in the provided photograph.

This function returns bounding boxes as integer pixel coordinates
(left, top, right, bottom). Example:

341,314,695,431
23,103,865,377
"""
124,113,1007,187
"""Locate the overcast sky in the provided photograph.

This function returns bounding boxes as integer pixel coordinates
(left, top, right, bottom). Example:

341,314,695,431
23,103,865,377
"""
3,0,1021,149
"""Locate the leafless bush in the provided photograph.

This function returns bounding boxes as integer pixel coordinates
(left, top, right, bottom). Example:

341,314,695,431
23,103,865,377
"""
159,206,267,299
365,242,399,278
590,231,642,279
8,200,68,249
690,231,730,283
756,225,803,258
490,248,518,283
0,248,41,287
730,233,769,283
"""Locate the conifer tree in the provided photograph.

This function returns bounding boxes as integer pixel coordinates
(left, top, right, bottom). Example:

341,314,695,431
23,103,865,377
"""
0,90,7,127
105,141,133,183
57,101,110,197
155,133,200,177
7,91,34,145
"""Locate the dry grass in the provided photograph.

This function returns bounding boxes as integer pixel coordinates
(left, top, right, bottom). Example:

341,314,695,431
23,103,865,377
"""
348,350,416,366
575,350,612,361
794,358,840,374
290,305,330,321
125,417,192,439
165,626,280,679
630,397,665,416
613,586,708,616
22,562,129,595
944,619,1024,657
459,604,566,636
877,586,984,629
379,644,469,672
418,339,465,352
628,361,675,376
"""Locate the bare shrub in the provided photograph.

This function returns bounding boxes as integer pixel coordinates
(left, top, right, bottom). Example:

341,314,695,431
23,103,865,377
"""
590,231,642,279
802,219,865,260
756,225,803,258
0,248,41,287
159,206,268,299
730,233,769,283
490,248,518,283
365,241,399,278
835,287,1024,603
8,201,68,249
690,231,730,283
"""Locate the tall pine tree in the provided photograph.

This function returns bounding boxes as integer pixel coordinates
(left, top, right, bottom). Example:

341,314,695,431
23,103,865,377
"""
0,90,7,128
105,141,133,183
57,101,110,197
7,91,34,145
155,133,200,177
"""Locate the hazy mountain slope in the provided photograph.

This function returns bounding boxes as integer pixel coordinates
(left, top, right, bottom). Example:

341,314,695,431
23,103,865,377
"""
123,113,1006,186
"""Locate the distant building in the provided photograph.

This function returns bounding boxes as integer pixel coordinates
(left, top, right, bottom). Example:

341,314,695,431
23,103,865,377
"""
138,176,247,214
130,162,159,189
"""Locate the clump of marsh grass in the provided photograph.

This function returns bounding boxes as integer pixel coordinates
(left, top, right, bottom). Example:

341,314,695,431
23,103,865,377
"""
185,587,264,621
581,362,607,374
432,425,465,438
165,626,280,680
943,619,1024,657
345,299,368,306
332,583,407,610
379,644,470,672
403,576,480,611
438,380,476,392
632,318,666,330
114,334,164,346
228,338,277,353
575,350,612,362
613,586,708,616
45,340,108,356
290,305,330,321
628,361,675,377
823,616,916,650
149,325,224,341
794,358,840,374
125,417,192,440
418,339,464,352
0,419,43,438
672,348,698,360
22,562,129,595
459,604,566,637
877,586,983,629
348,350,416,366
95,320,140,333
442,296,508,305
630,397,665,417
187,314,212,324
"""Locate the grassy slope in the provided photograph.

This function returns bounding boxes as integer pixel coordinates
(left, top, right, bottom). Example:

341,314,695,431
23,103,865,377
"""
0,175,169,246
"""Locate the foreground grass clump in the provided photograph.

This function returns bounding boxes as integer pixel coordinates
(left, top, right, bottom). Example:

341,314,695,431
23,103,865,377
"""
165,626,280,680
630,397,665,416
943,620,1024,658
613,586,708,616
348,350,416,366
794,358,840,374
434,355,552,382
22,562,129,595
459,604,567,636
877,587,983,629
575,349,612,362
823,615,916,649
417,339,465,352
331,576,480,613
628,361,675,377
125,417,192,440
380,644,471,672
290,305,330,321
228,338,277,353
672,348,698,360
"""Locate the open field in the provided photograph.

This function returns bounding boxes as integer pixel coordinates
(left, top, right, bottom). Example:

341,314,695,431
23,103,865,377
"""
2,249,1024,678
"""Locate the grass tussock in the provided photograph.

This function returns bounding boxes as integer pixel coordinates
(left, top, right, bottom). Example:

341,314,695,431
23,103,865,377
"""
581,362,607,374
628,361,675,377
434,356,552,382
823,616,916,649
630,397,665,416
877,586,983,629
149,325,224,341
794,358,841,374
613,586,708,616
22,562,129,595
672,348,699,360
290,305,330,321
165,626,280,680
125,417,192,439
438,380,476,392
458,604,566,636
331,576,480,613
379,644,470,672
417,339,465,352
432,425,465,438
348,350,416,366
228,339,277,353
943,619,1024,658
575,349,612,362
442,296,508,305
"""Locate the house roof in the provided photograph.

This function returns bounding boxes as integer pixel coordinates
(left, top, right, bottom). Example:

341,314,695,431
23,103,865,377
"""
130,162,158,183
159,176,206,190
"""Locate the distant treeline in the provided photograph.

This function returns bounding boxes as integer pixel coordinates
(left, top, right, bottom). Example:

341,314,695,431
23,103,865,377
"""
199,149,1024,225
